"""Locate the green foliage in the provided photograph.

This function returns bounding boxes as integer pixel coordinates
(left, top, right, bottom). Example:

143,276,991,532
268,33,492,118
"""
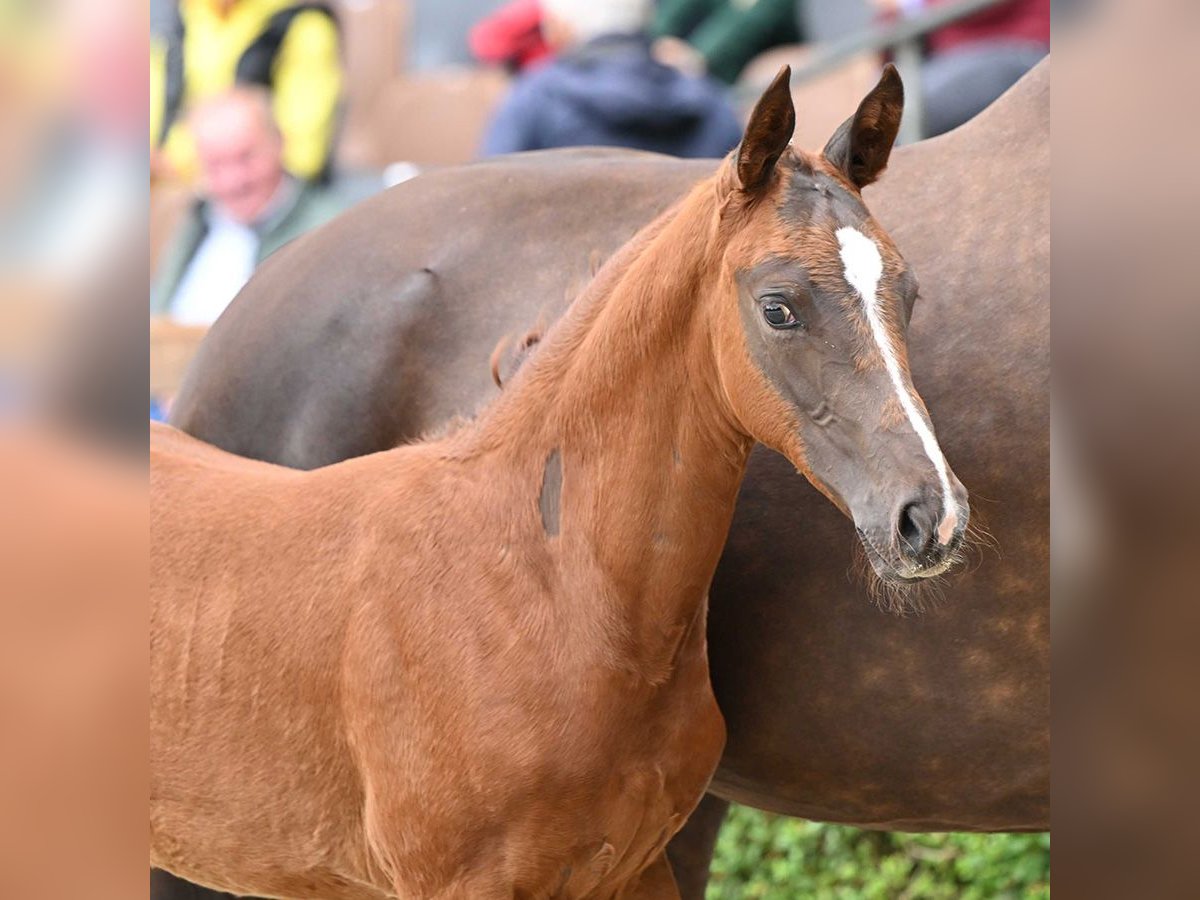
706,805,1050,899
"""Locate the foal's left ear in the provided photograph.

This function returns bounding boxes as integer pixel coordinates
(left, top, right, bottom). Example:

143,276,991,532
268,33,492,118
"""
736,66,795,192
823,64,904,189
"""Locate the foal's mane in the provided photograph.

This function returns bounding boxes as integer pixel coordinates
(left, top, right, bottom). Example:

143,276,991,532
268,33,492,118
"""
425,173,726,456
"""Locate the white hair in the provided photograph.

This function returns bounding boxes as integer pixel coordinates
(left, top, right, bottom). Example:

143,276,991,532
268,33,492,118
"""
541,0,653,43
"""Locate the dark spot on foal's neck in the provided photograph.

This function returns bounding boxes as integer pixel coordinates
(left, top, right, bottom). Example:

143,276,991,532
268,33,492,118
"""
539,448,562,537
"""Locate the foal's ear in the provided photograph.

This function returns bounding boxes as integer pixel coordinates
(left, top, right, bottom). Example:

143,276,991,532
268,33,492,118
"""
736,66,795,192
823,63,904,189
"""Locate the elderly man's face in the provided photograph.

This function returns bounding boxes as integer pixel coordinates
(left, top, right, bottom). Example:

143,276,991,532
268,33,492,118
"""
193,102,285,226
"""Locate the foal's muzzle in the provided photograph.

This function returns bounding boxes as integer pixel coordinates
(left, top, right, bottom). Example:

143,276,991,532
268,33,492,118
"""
858,479,970,583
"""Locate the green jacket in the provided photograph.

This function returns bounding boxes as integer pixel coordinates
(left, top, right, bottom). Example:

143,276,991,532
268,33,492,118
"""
652,0,801,84
151,180,350,316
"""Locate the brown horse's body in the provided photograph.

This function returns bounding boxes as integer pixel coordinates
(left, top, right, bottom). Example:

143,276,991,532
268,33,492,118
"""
154,71,961,898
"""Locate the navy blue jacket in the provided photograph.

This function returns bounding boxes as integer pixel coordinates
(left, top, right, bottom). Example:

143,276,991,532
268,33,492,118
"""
481,34,744,159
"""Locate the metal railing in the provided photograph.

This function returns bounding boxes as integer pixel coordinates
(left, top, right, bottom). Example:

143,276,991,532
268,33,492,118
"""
742,0,1009,143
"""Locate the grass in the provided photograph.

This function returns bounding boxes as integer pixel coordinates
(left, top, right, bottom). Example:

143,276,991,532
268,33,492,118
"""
706,804,1050,899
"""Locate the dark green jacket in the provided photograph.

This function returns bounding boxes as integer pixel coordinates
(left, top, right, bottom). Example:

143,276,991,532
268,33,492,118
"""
151,180,350,316
652,0,801,84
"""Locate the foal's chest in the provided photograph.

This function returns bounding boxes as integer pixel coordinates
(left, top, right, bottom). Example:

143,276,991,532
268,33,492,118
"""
523,661,726,895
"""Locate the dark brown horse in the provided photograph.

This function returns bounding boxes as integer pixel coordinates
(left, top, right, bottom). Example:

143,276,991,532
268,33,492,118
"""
165,61,1048,898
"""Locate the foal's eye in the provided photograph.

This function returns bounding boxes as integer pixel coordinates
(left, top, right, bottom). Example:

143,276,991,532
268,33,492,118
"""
762,300,799,329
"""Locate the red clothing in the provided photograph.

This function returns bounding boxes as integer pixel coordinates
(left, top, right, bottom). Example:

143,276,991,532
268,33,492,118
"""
927,0,1050,55
469,0,552,71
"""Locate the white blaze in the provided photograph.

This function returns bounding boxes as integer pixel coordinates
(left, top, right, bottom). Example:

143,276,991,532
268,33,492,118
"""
835,226,959,544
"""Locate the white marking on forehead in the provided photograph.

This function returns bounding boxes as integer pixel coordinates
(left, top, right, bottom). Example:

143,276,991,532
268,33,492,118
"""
836,225,884,300
835,226,960,544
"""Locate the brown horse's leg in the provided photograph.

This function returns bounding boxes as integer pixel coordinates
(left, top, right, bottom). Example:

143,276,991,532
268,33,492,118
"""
149,870,247,900
664,793,729,900
620,855,682,899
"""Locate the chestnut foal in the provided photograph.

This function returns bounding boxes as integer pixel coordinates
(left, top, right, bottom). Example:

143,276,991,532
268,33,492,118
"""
151,67,967,899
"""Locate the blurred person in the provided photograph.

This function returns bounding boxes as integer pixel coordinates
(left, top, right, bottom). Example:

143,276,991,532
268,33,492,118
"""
481,0,743,158
652,0,802,84
151,88,354,325
469,0,553,73
873,0,1049,136
150,0,342,183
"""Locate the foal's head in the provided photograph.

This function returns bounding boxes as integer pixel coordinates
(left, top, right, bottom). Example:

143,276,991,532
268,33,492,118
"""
708,66,968,585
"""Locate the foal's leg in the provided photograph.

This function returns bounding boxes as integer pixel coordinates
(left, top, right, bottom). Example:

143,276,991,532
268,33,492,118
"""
664,793,730,900
619,855,681,900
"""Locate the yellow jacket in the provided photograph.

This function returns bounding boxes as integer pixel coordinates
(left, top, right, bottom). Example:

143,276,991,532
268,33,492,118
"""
150,0,342,181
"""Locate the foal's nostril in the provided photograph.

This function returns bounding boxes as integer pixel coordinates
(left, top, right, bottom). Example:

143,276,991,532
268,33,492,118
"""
897,501,932,559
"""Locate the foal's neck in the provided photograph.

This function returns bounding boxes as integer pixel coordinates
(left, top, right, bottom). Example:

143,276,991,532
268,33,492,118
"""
466,180,752,670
